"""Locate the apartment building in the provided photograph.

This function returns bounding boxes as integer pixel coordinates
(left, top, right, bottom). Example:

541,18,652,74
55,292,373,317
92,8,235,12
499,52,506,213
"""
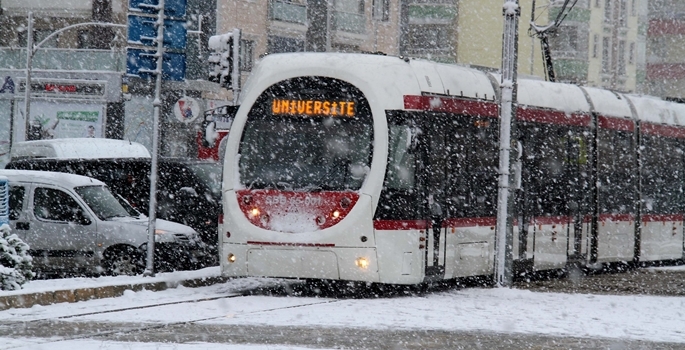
541,0,647,93
646,0,685,100
218,0,546,77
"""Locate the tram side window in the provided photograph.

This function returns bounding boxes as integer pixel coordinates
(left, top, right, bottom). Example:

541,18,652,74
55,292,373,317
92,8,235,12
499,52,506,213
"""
521,123,572,216
641,134,684,214
375,122,419,220
447,118,498,218
597,129,635,214
385,124,416,190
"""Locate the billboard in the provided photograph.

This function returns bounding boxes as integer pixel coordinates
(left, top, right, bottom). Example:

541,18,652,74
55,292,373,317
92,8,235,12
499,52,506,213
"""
22,102,104,140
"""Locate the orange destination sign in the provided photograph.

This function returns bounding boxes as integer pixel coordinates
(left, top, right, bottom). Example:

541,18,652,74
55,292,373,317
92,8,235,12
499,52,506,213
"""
271,99,356,117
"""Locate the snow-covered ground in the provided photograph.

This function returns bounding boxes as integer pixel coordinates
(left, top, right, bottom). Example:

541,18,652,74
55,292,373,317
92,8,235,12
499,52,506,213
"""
1,266,685,349
0,266,223,297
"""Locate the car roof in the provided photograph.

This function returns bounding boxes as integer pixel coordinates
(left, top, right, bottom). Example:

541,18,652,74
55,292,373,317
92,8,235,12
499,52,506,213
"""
10,138,151,160
0,169,105,188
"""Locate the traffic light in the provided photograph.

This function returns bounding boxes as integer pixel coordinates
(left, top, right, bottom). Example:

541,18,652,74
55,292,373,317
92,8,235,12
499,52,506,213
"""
208,31,239,89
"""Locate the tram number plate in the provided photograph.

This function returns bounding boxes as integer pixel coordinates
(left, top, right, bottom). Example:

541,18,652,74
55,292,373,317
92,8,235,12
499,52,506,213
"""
264,195,323,206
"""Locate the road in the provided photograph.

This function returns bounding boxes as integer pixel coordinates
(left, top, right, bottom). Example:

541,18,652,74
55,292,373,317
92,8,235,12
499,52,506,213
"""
1,267,684,349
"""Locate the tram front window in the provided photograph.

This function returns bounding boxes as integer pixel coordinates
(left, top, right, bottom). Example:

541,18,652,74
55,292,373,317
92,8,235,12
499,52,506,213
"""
239,116,372,191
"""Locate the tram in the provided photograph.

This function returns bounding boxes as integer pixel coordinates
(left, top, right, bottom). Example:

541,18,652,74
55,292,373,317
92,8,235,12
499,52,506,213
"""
219,52,685,285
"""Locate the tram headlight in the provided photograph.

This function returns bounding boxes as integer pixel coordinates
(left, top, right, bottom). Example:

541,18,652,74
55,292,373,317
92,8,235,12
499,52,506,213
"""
331,210,341,219
250,208,260,217
227,253,236,263
355,257,369,269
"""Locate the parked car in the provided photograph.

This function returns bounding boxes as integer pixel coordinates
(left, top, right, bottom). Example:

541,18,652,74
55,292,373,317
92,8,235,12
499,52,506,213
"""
6,139,222,263
1,169,207,276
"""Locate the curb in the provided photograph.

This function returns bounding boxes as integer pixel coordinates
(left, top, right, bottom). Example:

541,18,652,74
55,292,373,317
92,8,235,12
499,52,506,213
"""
0,275,229,311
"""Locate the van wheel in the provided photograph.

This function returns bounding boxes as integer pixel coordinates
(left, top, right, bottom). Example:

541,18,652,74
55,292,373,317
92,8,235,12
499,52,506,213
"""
104,246,144,276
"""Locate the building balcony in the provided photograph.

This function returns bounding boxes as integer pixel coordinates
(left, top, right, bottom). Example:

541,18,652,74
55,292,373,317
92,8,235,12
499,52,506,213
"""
0,47,125,72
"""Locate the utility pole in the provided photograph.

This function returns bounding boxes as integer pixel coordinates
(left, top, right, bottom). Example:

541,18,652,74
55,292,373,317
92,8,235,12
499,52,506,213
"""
22,12,33,145
143,0,166,277
495,0,519,288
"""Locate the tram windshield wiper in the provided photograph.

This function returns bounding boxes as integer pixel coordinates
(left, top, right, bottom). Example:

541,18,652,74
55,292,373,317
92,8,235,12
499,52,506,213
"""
301,184,323,192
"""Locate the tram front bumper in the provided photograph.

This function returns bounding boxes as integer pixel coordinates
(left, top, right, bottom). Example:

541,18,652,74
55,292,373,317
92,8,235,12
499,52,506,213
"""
221,243,379,283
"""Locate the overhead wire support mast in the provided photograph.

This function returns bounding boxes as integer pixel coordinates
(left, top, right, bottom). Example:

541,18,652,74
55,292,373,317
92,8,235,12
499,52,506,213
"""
495,0,520,288
143,0,165,277
529,0,578,82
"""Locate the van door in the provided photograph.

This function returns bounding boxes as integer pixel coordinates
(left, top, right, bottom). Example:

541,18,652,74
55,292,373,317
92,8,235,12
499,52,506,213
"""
28,185,97,272
9,184,30,240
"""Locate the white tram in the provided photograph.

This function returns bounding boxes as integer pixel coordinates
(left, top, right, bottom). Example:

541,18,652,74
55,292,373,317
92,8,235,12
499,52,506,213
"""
219,52,685,285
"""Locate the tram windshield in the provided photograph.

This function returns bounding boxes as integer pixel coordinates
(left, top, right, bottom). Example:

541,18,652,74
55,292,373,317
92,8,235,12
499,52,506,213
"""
238,77,373,191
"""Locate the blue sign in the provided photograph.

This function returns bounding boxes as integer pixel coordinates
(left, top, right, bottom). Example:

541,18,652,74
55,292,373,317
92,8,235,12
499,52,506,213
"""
129,0,186,18
127,48,186,81
128,15,187,50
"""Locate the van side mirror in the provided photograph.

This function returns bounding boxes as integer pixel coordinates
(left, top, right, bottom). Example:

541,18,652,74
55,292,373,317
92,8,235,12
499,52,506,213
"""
72,211,92,226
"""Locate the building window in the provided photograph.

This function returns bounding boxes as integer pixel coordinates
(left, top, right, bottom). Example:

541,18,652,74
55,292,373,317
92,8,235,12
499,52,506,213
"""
595,0,601,8
267,36,305,54
593,34,599,58
551,28,578,52
618,40,626,74
77,30,92,49
619,0,627,27
240,40,254,71
406,24,452,52
18,29,58,48
604,0,612,24
631,0,636,16
336,0,364,14
629,41,635,65
373,0,390,21
602,37,610,74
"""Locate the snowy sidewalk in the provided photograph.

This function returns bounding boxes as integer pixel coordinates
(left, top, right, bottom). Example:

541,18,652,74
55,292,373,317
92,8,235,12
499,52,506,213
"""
0,267,226,310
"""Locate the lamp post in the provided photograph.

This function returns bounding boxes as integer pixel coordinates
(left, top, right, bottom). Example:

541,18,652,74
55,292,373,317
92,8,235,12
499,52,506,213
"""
22,11,126,140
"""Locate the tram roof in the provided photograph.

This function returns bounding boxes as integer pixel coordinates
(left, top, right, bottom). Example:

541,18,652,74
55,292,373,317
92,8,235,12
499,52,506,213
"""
515,78,590,115
244,53,685,129
627,95,685,127
582,86,634,120
241,53,497,110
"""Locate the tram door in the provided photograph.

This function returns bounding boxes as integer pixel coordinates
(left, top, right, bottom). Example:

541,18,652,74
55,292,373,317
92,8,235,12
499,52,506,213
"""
564,129,590,262
417,115,449,281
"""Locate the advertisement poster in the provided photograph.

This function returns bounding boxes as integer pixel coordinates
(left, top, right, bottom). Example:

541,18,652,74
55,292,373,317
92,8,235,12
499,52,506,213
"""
28,102,104,140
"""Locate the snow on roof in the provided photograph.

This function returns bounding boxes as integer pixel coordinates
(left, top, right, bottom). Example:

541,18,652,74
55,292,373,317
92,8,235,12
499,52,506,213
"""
409,59,496,100
582,87,634,119
0,169,105,188
241,53,496,112
627,95,685,127
10,138,151,160
241,53,420,111
516,78,590,114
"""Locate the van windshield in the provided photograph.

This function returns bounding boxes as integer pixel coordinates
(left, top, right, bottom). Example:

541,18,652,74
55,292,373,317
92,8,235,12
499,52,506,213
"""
75,185,132,221
185,162,222,198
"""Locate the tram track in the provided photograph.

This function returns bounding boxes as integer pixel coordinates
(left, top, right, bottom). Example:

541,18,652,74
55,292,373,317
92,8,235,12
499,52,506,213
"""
1,296,346,349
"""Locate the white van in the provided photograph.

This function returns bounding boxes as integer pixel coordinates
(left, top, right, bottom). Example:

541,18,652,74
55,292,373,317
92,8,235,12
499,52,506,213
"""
9,138,151,161
1,169,205,276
